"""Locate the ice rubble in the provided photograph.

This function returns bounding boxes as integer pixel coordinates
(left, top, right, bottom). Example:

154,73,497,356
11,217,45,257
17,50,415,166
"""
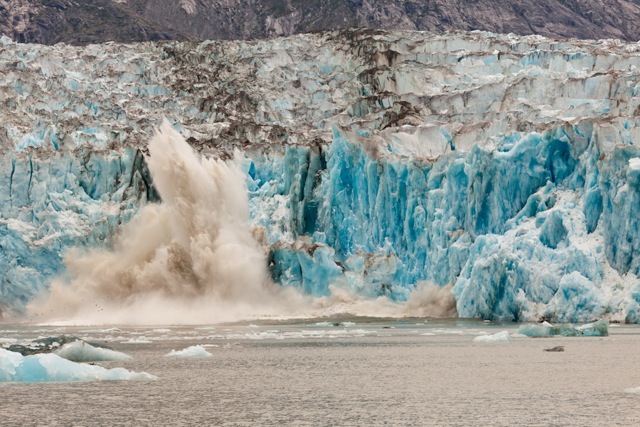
0,348,156,382
2,30,640,322
165,345,212,358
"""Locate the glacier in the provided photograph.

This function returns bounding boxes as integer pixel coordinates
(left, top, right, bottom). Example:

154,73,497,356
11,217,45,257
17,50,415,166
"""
1,30,640,322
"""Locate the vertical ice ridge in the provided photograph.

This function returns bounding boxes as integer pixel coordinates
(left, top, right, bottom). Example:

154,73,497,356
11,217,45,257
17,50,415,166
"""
257,120,640,322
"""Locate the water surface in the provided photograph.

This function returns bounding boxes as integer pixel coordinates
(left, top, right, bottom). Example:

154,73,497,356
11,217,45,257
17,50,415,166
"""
2,319,640,426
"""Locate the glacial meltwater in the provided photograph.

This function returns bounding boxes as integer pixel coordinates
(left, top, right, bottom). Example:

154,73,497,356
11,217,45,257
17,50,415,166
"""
2,319,640,426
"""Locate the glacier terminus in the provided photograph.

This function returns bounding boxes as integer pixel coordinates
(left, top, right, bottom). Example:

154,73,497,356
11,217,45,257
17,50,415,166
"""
1,29,640,323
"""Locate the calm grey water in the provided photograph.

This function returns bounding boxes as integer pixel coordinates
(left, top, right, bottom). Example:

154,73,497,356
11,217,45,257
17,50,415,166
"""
2,319,640,426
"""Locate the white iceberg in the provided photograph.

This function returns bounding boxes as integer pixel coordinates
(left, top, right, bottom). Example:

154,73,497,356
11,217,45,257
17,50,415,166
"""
0,349,156,382
473,331,510,343
165,345,212,359
54,341,131,362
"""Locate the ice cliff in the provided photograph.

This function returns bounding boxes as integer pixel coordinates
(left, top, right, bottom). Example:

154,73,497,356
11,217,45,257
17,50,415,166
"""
1,30,640,322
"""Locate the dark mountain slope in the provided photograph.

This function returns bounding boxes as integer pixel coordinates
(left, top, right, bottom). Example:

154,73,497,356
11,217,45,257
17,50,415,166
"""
1,0,639,45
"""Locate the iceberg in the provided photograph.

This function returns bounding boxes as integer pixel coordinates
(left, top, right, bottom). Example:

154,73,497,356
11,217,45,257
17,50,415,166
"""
1,30,640,323
473,331,510,343
54,341,131,362
165,346,212,358
517,319,609,337
0,348,156,382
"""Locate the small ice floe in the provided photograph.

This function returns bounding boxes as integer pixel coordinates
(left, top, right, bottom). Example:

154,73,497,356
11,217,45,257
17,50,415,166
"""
54,341,131,362
247,324,259,328
518,319,608,337
80,328,121,334
473,331,510,343
543,346,565,352
624,387,640,394
165,345,212,358
120,337,152,344
0,349,156,382
152,329,171,334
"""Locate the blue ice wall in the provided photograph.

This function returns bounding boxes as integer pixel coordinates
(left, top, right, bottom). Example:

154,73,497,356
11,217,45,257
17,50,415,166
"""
249,121,640,322
3,121,640,322
0,148,155,314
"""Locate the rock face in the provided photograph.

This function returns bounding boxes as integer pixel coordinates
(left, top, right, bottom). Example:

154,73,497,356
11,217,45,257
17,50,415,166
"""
0,0,184,44
2,30,640,323
1,0,640,45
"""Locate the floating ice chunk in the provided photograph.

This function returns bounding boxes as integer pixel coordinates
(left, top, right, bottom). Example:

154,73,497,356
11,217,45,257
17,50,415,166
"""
518,319,608,337
120,337,152,344
165,345,212,358
0,349,156,382
624,387,640,394
54,341,131,362
473,331,510,343
80,328,122,334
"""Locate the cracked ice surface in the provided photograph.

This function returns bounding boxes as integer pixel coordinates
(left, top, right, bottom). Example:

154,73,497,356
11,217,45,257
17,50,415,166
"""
1,30,640,321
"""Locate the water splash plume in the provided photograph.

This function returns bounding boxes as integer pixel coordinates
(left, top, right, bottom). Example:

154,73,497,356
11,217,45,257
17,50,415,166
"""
27,122,457,325
28,122,306,324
